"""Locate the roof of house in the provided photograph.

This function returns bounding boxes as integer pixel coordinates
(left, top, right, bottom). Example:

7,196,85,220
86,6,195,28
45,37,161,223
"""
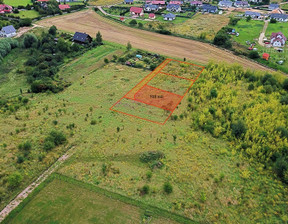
59,4,70,10
0,4,13,11
72,32,91,43
144,4,159,9
125,0,134,2
149,13,155,17
167,4,181,9
190,1,202,5
202,4,218,11
169,1,183,4
36,0,50,2
163,13,176,18
270,13,288,19
219,0,233,6
145,1,166,5
271,32,287,41
1,25,16,34
245,11,261,16
269,4,279,8
130,6,143,13
235,1,249,5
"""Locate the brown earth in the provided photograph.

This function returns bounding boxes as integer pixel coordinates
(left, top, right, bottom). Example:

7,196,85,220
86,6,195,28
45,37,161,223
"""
37,9,274,72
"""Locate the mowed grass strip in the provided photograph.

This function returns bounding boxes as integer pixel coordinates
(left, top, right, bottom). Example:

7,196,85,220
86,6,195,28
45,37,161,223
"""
4,0,31,6
3,174,181,224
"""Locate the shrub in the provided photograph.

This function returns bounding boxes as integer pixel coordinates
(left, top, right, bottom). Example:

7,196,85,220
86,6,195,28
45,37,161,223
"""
283,79,288,91
163,182,173,194
17,156,24,164
280,94,288,105
270,18,277,23
141,185,150,195
104,58,109,64
139,151,164,163
210,88,218,98
23,33,38,48
48,130,66,146
8,172,23,189
231,120,247,139
248,84,254,90
43,140,55,151
146,171,152,180
18,141,32,151
276,126,288,139
249,51,259,59
129,19,137,26
48,25,57,36
273,157,288,183
91,120,97,125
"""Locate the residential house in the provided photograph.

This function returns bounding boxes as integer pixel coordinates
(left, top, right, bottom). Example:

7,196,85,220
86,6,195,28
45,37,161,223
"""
144,4,159,11
262,53,269,60
269,4,279,11
0,25,16,37
0,4,12,13
169,1,183,5
270,13,288,22
218,0,233,8
149,13,156,19
124,0,134,4
130,6,144,16
190,1,203,7
72,32,92,44
145,0,166,7
245,11,261,19
163,13,176,20
234,1,250,8
166,4,181,12
202,4,218,13
249,0,262,3
58,4,70,10
270,32,286,47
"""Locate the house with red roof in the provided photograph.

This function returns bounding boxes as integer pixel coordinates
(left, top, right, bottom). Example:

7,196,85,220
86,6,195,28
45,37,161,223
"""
270,32,286,47
169,1,183,5
0,4,13,13
59,4,70,10
130,7,144,17
149,13,156,19
262,53,270,60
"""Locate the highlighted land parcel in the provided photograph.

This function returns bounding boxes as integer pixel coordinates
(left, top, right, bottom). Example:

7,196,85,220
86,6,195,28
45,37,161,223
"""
110,59,205,125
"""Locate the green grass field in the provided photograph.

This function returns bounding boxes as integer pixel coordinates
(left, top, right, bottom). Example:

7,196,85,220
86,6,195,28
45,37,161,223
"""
4,0,31,6
1,39,288,223
17,10,40,19
5,176,178,224
266,22,288,37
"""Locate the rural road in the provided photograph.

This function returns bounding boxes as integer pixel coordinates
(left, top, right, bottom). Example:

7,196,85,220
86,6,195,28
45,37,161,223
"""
258,20,268,47
37,9,274,72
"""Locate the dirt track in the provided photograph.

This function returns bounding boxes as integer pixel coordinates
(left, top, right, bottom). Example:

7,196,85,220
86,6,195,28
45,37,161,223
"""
37,9,272,72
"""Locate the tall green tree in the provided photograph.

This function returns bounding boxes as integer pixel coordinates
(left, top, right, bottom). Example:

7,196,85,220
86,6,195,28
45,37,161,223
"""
96,31,103,45
126,41,132,51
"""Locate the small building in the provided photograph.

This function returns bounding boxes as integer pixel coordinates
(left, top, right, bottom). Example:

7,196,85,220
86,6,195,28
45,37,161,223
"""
202,4,218,13
245,11,261,19
144,4,159,12
270,13,288,22
163,13,176,21
130,6,144,17
166,4,181,12
0,4,13,13
58,4,70,10
169,1,183,5
262,53,269,60
0,25,16,37
218,0,233,8
269,4,279,11
149,13,156,19
270,32,286,47
234,1,250,8
190,1,203,7
249,0,262,3
124,0,134,4
72,32,92,44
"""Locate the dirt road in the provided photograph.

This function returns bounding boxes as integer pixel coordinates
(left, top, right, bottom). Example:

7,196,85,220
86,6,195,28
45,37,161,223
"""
258,20,268,47
37,9,273,72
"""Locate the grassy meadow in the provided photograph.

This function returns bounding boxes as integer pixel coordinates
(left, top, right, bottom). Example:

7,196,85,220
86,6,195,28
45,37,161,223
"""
1,38,288,223
17,10,40,19
4,0,31,6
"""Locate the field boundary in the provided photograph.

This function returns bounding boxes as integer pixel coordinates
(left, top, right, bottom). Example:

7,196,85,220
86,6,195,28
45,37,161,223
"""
2,173,197,224
110,58,205,125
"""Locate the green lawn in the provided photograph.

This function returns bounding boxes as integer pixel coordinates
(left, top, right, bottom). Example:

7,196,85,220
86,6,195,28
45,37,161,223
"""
265,22,288,37
17,10,40,19
4,177,178,224
4,0,31,6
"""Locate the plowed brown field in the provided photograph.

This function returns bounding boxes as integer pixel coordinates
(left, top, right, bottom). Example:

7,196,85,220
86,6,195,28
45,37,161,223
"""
38,9,273,72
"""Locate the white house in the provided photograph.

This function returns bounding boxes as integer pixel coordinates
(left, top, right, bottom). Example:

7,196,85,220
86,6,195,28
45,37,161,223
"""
0,25,16,38
270,32,286,47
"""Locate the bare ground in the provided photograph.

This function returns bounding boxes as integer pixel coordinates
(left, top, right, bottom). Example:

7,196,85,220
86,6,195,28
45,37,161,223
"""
37,9,274,72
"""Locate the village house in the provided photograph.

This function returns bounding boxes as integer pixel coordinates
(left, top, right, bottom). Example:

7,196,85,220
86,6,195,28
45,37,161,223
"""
145,0,166,8
190,1,203,7
202,4,218,13
218,0,233,8
58,4,70,10
169,1,183,5
124,0,134,4
269,4,279,11
234,1,250,8
270,13,288,22
245,11,261,19
0,25,16,37
270,32,286,47
249,0,262,3
163,13,176,21
149,13,156,19
130,6,144,17
144,4,159,12
0,4,12,13
72,32,92,44
166,4,181,12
